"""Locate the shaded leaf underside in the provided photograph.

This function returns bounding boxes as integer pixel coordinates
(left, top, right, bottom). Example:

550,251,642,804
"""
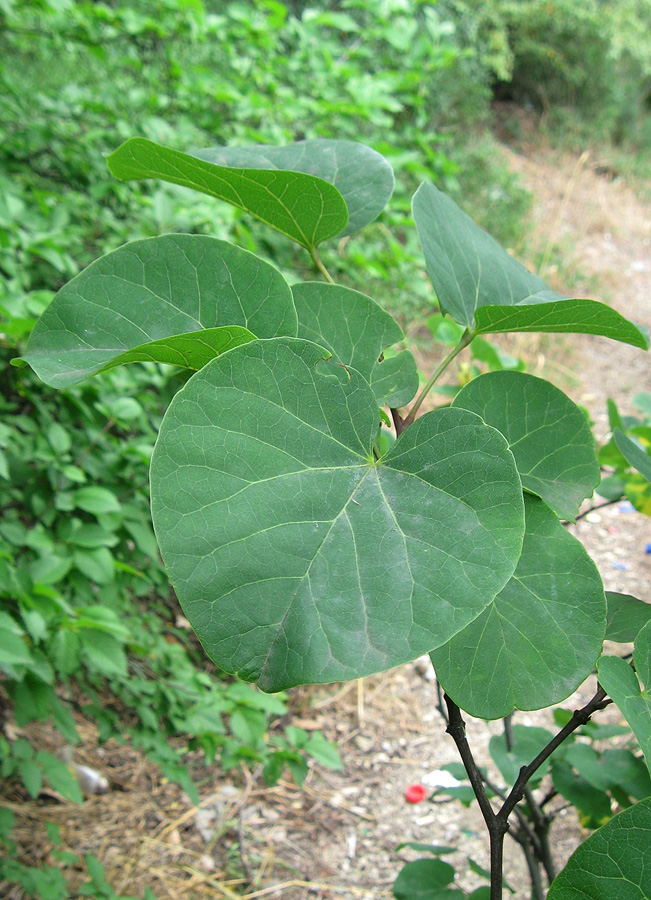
194,138,394,237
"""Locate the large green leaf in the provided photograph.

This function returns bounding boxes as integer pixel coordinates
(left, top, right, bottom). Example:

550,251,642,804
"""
606,592,651,643
150,337,525,692
615,429,651,482
599,620,651,773
412,183,649,349
194,139,394,237
21,235,294,388
108,138,348,250
431,495,606,719
453,371,599,521
292,282,418,407
547,798,651,899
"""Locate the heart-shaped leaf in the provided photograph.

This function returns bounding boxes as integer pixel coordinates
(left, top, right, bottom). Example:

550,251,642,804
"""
547,798,651,899
108,138,349,251
615,428,651,483
431,495,606,719
412,182,649,349
194,139,394,237
453,371,599,521
292,282,418,407
606,592,651,643
150,337,525,692
599,620,651,773
21,235,295,388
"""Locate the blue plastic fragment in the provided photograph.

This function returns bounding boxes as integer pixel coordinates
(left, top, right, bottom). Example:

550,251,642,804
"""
645,543,651,555
611,561,629,571
618,501,635,512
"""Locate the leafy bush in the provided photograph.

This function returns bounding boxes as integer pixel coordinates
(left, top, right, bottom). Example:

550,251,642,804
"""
445,0,651,148
16,130,651,899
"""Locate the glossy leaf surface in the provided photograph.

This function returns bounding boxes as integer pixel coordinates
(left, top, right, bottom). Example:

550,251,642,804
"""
547,798,651,899
413,183,649,349
194,138,394,237
292,282,418,407
22,236,295,387
606,592,651,643
599,620,651,772
431,496,606,719
108,138,348,250
453,371,599,521
150,338,525,691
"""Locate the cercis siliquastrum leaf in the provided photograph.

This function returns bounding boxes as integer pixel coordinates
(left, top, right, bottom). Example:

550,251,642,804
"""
150,337,525,691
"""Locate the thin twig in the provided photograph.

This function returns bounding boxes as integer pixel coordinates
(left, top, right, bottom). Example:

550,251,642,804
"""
498,686,612,823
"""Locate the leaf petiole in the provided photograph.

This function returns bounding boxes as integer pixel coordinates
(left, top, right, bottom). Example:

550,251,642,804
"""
403,329,473,429
310,247,335,284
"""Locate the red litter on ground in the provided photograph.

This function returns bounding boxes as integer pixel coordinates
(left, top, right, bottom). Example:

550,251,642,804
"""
405,783,427,803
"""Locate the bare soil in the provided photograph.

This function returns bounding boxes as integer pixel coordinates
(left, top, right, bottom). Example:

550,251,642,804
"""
6,138,651,900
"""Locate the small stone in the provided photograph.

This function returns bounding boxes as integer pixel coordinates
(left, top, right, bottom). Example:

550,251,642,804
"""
354,735,375,753
199,854,215,871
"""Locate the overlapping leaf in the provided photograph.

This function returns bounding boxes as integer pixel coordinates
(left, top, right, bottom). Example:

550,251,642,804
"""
599,620,651,773
453,371,599,521
431,495,606,719
547,797,651,899
21,235,295,387
108,138,349,250
194,139,394,237
606,592,651,643
292,282,418,407
150,337,525,692
412,182,649,349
